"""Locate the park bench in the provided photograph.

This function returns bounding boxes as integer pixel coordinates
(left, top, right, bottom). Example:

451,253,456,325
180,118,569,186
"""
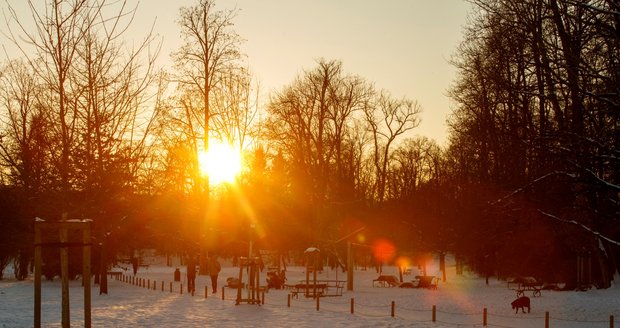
289,282,327,298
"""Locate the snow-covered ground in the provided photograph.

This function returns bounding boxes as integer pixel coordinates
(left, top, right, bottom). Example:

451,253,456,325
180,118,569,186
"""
1,260,618,328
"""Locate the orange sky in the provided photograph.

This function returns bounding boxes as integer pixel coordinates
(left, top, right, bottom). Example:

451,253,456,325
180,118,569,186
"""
2,0,472,145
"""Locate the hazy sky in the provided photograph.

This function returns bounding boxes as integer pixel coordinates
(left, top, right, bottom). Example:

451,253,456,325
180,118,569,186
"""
2,0,472,145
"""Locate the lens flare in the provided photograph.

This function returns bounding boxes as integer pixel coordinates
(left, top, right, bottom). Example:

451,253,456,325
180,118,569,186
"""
372,239,396,263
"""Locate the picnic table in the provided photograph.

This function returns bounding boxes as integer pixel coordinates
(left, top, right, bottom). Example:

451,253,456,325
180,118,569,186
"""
288,282,327,298
287,280,345,298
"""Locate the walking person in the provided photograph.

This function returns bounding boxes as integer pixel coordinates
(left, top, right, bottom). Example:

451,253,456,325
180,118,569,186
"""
186,254,197,295
208,255,221,294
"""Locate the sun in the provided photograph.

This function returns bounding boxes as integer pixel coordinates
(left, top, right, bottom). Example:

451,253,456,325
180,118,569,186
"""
198,141,242,185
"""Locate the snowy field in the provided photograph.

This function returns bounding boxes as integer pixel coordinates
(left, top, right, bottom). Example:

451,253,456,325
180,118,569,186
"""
1,259,619,328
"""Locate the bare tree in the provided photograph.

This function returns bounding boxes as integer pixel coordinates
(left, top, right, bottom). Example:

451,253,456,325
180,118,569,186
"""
4,0,91,212
4,0,161,218
448,0,620,287
0,60,49,194
364,90,421,203
264,59,375,244
173,0,243,156
387,137,439,202
68,1,161,204
210,66,259,151
266,59,372,205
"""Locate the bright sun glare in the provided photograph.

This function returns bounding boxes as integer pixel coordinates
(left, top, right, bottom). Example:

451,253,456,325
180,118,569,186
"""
198,141,242,185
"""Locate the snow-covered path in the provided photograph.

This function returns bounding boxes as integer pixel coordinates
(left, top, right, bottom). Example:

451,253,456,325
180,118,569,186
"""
1,264,618,327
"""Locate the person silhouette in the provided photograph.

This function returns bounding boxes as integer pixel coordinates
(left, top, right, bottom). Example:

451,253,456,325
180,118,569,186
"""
186,254,197,295
207,256,221,294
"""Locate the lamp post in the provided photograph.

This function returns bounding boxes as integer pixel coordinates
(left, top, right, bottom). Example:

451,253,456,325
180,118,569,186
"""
248,223,255,258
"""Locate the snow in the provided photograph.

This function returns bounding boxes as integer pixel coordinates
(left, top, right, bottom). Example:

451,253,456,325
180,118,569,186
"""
1,259,619,328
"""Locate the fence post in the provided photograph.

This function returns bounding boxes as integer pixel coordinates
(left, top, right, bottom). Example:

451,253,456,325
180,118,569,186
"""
611,315,614,328
262,290,265,305
205,286,208,298
391,301,395,317
432,305,436,322
287,294,291,308
169,282,172,293
316,295,320,311
180,283,183,295
161,281,164,291
350,298,354,314
148,279,150,289
483,307,487,326
545,311,549,328
221,287,225,300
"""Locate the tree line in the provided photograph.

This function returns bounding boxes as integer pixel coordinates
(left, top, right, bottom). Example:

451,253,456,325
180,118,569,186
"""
0,0,618,289
445,0,619,288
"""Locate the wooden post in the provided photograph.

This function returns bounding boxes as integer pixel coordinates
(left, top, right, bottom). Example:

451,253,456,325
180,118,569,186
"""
391,301,395,317
312,265,318,299
34,226,42,328
610,315,614,328
432,305,436,322
350,298,354,314
545,311,549,328
316,295,320,311
287,294,291,308
221,287,224,300
82,225,91,328
59,228,70,328
169,282,172,293
347,242,353,291
236,259,244,305
205,286,208,298
180,283,183,294
305,265,310,298
483,307,487,326
161,281,164,291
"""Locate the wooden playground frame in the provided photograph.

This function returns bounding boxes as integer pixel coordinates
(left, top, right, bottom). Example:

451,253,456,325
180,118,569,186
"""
34,221,92,328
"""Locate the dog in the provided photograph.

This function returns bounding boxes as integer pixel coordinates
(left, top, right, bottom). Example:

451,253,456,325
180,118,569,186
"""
511,296,530,313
